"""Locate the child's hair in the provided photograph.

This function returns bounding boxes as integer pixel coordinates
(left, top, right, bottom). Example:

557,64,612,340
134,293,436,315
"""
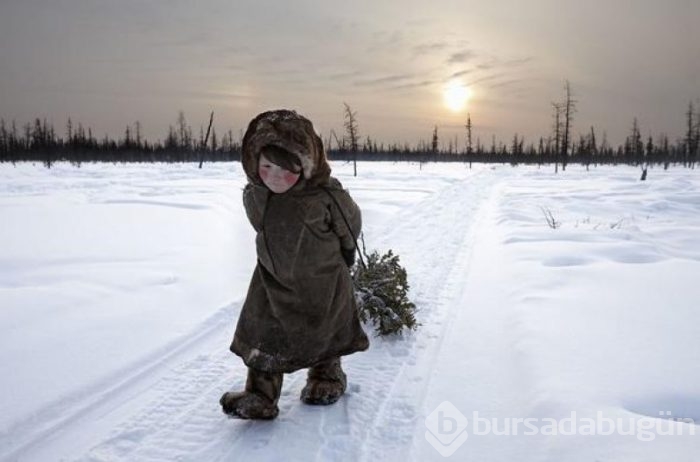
260,145,302,174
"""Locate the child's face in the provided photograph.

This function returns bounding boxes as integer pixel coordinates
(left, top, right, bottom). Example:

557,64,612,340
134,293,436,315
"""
258,153,301,194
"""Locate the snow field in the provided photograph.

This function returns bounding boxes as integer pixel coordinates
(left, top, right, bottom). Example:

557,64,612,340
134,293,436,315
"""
1,162,699,461
412,167,700,461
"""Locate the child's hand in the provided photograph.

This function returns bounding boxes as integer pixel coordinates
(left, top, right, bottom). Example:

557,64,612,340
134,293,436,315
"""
341,248,356,267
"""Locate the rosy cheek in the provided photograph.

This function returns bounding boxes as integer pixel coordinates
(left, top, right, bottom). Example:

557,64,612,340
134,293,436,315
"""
259,168,269,182
283,171,300,185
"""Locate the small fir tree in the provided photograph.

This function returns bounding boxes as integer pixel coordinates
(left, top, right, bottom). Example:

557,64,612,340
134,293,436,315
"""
351,248,418,336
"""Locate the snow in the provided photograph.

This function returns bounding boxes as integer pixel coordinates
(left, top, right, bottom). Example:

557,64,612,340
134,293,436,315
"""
0,161,698,461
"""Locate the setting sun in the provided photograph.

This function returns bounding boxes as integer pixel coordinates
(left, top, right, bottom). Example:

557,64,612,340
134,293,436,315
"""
444,80,472,112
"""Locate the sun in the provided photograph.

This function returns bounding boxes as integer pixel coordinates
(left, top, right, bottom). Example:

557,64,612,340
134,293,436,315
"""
443,80,472,112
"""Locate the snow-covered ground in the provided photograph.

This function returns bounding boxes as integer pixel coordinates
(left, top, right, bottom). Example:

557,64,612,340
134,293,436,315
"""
1,161,698,461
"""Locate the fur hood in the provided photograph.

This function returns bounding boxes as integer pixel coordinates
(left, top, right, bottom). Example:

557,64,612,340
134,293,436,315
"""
241,109,332,187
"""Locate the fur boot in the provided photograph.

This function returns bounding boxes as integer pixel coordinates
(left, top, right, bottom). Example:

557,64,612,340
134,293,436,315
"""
221,368,283,419
300,357,347,405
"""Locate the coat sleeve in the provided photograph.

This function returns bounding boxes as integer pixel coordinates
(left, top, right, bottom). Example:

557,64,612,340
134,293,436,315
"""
242,183,268,232
327,187,362,251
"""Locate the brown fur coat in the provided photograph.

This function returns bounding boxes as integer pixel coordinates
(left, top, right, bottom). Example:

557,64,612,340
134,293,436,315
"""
230,110,369,372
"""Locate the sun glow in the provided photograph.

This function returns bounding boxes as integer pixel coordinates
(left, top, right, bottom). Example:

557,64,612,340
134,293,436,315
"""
444,80,472,112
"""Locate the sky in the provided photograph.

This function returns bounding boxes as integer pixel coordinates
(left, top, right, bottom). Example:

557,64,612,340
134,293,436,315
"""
1,0,699,149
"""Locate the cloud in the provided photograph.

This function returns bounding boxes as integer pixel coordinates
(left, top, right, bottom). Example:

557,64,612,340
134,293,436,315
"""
487,78,528,89
466,72,509,86
447,50,477,64
353,74,415,87
412,41,449,56
475,56,533,71
457,56,534,89
449,69,475,79
389,79,436,90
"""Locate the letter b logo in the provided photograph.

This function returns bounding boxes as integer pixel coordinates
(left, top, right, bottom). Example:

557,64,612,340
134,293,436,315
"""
425,401,468,457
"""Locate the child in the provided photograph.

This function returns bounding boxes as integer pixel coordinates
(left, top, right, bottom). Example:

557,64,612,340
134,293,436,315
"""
221,109,369,420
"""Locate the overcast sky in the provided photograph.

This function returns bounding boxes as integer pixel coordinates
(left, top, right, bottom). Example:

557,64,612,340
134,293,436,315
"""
1,0,698,148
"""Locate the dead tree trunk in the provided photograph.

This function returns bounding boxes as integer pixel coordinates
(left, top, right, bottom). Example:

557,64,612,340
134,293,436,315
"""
465,113,473,169
343,103,359,177
551,103,562,173
561,80,576,171
198,111,214,169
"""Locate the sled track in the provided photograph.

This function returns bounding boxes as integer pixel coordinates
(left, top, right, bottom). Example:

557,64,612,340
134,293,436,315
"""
1,303,240,461
6,170,499,462
354,171,495,460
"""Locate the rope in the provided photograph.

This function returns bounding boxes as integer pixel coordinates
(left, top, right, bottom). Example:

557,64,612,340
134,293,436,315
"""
321,187,367,269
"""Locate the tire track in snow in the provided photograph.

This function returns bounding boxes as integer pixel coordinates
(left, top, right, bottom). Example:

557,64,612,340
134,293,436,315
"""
352,170,498,460
404,181,548,461
1,303,240,462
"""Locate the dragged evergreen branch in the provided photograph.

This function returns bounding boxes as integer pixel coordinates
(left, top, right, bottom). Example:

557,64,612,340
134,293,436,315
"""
351,249,418,337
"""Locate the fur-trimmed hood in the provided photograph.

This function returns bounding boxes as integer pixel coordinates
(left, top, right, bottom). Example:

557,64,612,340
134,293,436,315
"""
241,109,331,187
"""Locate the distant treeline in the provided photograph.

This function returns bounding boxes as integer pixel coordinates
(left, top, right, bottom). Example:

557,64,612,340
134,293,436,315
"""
1,104,698,170
0,114,241,167
329,128,693,169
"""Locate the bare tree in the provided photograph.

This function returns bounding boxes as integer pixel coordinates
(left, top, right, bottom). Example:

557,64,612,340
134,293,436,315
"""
512,133,523,157
630,117,643,165
177,111,189,150
431,125,439,153
551,102,563,173
686,101,697,168
198,111,214,169
330,129,344,151
696,101,700,168
465,113,473,168
586,126,597,171
0,119,6,159
561,80,576,171
600,131,609,156
66,118,73,148
660,133,670,169
641,134,654,180
124,125,132,149
589,126,597,154
135,121,142,149
343,102,359,176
